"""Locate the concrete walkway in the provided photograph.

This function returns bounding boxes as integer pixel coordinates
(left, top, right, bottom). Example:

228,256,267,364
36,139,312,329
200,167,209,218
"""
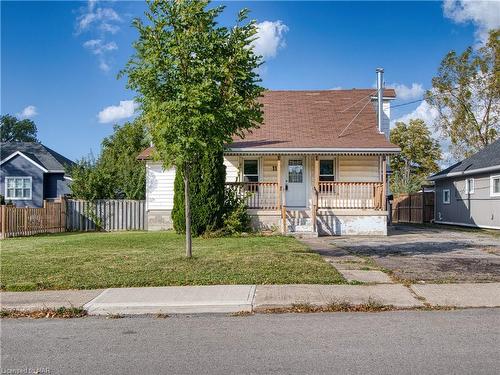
301,237,394,284
1,283,499,315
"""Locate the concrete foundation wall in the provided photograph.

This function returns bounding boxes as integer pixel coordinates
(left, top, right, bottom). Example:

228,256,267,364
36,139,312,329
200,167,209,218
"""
146,208,387,236
248,210,281,232
317,210,387,236
147,210,173,231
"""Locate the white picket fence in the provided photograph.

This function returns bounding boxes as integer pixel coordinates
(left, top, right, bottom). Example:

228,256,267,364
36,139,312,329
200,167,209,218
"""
66,199,146,232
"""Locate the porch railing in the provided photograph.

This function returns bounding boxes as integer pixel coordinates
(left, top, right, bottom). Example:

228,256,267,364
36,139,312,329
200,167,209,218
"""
225,182,279,210
317,182,384,210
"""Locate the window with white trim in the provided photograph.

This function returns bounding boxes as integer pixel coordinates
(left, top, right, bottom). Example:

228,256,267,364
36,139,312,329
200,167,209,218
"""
243,160,258,182
5,177,32,200
465,178,474,194
319,159,335,181
442,189,450,204
491,175,500,197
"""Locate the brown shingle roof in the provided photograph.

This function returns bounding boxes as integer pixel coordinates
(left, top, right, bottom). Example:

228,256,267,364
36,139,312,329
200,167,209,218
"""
229,89,398,150
137,88,398,160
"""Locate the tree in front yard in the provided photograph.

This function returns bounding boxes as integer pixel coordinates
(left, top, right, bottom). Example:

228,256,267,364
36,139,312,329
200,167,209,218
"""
122,0,264,257
390,119,441,194
426,29,499,158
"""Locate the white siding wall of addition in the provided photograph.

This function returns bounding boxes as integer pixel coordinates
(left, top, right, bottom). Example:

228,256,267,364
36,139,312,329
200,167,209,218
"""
371,99,391,139
382,100,391,139
224,156,240,182
337,156,380,182
145,162,176,210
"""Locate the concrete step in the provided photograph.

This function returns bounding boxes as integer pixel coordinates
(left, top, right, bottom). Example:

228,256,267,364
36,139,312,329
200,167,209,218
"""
289,224,314,232
289,231,319,239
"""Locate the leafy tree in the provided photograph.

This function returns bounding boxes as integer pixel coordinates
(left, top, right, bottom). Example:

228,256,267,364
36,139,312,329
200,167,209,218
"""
426,29,499,158
172,150,226,236
69,119,149,200
67,154,112,201
99,119,149,200
0,114,39,142
390,119,441,194
122,0,264,257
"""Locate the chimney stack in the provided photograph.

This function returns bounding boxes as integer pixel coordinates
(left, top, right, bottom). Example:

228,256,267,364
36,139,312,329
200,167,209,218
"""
376,68,384,133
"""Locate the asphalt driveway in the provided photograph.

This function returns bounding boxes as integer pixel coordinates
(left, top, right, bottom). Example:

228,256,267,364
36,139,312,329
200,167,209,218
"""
323,225,500,283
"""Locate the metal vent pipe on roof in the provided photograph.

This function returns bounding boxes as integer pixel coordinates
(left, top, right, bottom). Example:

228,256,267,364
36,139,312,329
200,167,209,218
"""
376,68,384,133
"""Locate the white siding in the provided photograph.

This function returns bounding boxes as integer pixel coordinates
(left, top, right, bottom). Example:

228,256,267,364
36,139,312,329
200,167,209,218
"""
224,156,239,182
146,162,176,210
338,156,380,182
371,99,391,139
382,100,391,139
262,156,278,182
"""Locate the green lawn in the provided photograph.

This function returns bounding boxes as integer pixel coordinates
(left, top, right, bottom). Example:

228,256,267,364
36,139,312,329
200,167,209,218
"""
0,231,344,291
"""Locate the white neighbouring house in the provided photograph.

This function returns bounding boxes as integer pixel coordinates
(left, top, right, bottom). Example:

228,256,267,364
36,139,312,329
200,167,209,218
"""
138,72,400,236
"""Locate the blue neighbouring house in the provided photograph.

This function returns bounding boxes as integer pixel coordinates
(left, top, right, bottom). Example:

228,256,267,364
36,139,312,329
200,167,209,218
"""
0,142,75,207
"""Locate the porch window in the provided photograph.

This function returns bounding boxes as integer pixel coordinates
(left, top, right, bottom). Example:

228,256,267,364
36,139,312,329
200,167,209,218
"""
5,176,32,200
319,160,335,181
243,160,258,182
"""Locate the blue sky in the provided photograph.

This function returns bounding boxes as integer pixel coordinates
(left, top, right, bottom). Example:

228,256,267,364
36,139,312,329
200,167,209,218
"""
2,1,498,162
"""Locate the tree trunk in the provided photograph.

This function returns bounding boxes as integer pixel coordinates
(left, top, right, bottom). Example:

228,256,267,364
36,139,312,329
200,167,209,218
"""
184,165,192,258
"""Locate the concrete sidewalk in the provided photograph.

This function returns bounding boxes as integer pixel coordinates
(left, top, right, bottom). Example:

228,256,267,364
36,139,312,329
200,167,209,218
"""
1,283,499,315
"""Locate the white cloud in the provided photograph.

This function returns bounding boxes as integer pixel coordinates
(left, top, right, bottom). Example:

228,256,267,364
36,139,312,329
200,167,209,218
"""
76,2,121,35
252,20,289,60
392,100,439,127
76,1,121,72
17,105,38,119
390,83,424,101
331,86,343,90
443,0,500,44
98,100,138,124
83,39,117,55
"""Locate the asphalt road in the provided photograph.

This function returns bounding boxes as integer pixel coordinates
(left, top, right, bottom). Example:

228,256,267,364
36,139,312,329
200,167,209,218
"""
1,309,499,374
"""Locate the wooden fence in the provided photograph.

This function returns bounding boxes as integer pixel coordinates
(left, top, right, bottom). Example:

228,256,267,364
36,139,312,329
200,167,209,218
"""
391,192,434,224
66,199,146,232
0,201,66,238
1,199,146,238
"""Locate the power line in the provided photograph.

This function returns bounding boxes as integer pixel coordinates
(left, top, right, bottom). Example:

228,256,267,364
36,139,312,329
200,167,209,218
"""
338,98,373,138
339,89,378,113
391,98,425,108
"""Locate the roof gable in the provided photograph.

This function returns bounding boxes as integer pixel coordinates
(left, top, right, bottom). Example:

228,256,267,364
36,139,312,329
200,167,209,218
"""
0,142,75,173
430,139,500,180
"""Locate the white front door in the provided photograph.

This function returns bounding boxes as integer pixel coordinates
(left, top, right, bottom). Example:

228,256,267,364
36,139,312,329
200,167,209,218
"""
285,157,307,207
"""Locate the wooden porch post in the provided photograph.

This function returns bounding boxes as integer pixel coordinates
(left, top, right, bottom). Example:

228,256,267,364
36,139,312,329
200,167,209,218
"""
382,156,387,211
314,156,320,193
277,156,282,210
313,156,320,232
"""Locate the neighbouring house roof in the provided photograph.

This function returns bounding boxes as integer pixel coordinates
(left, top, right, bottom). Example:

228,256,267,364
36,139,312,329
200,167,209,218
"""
0,142,76,173
429,139,500,181
137,88,399,160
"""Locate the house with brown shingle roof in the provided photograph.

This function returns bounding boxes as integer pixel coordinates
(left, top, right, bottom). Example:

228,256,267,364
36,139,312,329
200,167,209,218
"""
138,70,400,235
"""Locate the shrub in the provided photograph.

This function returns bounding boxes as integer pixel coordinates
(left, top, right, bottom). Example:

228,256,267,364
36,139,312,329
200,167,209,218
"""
221,185,251,235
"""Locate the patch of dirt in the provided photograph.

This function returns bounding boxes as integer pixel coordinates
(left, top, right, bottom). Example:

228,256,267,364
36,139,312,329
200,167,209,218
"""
373,256,500,283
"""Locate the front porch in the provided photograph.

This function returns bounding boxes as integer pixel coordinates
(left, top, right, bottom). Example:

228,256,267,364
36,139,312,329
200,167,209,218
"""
224,153,389,236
